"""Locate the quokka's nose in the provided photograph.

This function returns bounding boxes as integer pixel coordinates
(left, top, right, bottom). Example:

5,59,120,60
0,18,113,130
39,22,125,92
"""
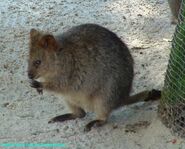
28,72,34,79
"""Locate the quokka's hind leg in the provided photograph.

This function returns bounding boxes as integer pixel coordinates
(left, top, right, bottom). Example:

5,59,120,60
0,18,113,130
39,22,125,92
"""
48,101,86,123
84,119,107,132
84,98,111,132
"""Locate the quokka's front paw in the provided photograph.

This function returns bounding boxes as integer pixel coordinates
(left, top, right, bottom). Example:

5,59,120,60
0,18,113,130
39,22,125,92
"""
29,80,43,94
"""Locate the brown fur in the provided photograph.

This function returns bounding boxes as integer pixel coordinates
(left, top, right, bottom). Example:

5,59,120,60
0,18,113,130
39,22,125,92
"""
28,24,161,131
168,0,182,24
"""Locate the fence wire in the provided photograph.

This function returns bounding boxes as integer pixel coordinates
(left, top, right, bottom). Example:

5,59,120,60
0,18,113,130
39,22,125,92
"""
158,0,185,137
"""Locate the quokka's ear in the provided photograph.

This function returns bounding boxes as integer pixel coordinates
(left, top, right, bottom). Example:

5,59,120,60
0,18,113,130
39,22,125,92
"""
38,34,59,52
30,28,38,39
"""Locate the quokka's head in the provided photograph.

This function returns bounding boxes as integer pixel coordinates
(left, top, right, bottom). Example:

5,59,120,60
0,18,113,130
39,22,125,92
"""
28,29,60,80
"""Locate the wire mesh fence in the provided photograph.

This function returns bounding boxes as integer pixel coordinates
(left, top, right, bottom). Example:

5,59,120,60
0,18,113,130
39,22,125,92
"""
158,0,185,137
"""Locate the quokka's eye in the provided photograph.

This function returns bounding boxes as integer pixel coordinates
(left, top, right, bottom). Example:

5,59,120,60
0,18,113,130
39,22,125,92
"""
34,60,41,67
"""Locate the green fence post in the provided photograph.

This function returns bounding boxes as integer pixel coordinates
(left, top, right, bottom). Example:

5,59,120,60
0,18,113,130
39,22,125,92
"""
159,0,185,137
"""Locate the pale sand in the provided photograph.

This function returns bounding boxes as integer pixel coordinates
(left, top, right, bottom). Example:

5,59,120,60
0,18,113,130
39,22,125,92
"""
1,0,184,148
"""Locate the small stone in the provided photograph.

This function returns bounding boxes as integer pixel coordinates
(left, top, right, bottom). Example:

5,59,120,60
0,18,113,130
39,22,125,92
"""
3,64,8,69
112,124,118,129
56,129,60,133
2,102,10,107
63,125,69,131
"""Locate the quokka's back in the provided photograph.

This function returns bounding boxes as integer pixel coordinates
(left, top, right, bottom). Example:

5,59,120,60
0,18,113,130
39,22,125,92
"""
53,24,134,98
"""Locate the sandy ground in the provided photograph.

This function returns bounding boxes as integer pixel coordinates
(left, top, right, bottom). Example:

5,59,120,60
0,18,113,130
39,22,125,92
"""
1,0,185,148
